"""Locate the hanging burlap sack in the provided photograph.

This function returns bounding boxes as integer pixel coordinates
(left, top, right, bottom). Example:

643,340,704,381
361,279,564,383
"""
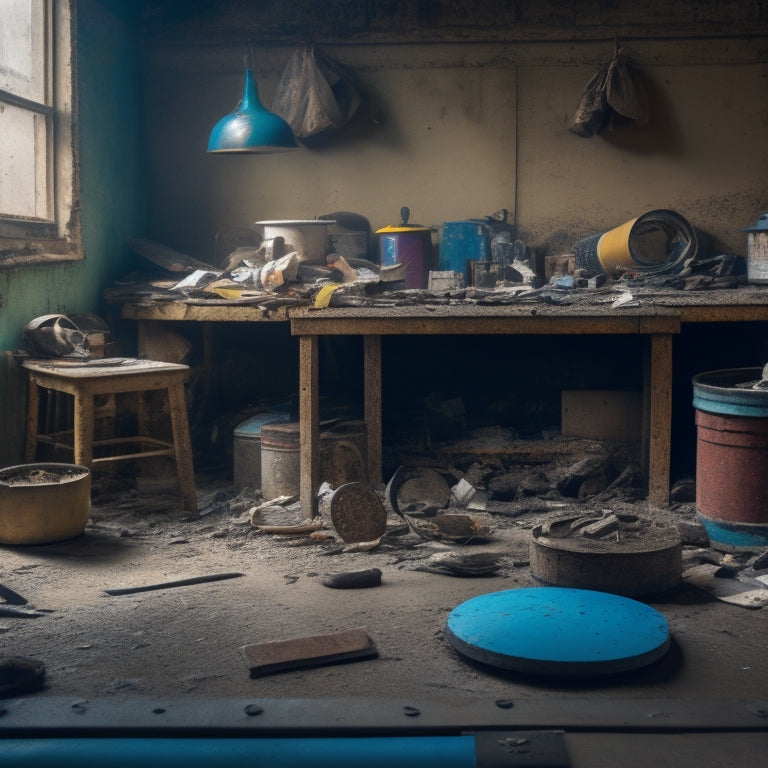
569,43,646,137
272,45,361,142
568,63,612,138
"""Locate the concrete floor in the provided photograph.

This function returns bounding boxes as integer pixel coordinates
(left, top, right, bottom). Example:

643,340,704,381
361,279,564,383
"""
1,476,767,766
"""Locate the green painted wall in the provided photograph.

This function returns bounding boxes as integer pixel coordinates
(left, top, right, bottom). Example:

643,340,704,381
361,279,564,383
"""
0,0,145,466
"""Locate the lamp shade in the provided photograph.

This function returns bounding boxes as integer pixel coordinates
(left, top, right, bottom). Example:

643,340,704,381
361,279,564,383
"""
207,69,298,153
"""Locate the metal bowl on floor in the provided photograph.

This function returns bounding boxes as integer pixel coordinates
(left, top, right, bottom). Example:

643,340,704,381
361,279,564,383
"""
0,463,91,545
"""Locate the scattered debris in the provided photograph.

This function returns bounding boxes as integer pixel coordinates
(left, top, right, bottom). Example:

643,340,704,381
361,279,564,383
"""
0,606,46,619
341,537,383,553
555,453,631,499
261,252,300,289
611,292,637,308
254,520,324,535
0,582,27,606
372,262,403,284
240,628,377,677
683,563,768,608
677,519,710,547
405,512,493,544
414,551,505,577
104,572,244,596
670,477,697,503
581,512,621,539
0,656,46,697
451,478,477,506
127,238,215,273
386,465,457,518
321,568,383,589
248,495,299,526
277,531,337,546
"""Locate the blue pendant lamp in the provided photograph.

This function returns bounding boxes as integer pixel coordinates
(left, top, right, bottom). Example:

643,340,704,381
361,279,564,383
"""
207,65,298,153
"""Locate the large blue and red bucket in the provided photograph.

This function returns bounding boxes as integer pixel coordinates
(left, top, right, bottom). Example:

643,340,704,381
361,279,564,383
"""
693,368,768,550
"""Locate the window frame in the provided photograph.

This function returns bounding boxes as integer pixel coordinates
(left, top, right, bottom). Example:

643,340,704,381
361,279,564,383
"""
0,0,80,268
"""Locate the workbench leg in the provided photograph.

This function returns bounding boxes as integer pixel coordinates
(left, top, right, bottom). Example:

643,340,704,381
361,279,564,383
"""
168,381,197,513
364,335,382,486
644,333,673,507
299,335,319,517
25,377,40,462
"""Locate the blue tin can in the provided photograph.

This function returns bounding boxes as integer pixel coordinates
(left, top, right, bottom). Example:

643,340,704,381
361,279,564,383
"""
439,221,492,285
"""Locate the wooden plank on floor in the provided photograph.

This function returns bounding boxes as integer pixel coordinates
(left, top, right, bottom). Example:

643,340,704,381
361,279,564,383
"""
241,628,378,677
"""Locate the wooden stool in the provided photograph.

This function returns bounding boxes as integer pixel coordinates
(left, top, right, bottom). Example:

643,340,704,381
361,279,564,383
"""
23,358,197,512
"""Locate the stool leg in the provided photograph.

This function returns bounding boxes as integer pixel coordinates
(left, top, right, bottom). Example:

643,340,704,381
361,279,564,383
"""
25,377,40,462
167,381,197,512
72,391,95,469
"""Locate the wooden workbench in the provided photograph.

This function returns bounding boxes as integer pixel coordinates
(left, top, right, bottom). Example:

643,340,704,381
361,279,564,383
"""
121,286,768,515
289,304,682,514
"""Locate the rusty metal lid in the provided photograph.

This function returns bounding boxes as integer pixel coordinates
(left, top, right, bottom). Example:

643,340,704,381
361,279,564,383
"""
330,482,387,543
259,421,300,449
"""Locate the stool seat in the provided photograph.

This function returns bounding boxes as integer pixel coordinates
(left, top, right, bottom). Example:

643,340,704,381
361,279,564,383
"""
23,357,197,511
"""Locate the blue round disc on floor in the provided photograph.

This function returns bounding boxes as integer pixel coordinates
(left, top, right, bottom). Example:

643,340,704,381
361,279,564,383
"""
446,587,670,675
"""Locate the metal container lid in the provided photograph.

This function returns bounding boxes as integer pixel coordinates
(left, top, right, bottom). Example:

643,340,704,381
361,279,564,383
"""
256,220,334,227
375,223,431,234
260,421,301,450
234,411,291,440
692,367,768,417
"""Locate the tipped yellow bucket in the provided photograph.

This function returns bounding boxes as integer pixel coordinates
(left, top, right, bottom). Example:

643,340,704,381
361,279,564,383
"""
575,209,698,276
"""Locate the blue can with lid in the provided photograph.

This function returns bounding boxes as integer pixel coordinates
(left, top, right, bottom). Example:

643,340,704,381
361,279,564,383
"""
439,220,492,285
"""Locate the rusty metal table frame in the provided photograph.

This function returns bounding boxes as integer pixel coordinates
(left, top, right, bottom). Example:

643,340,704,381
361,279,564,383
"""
290,306,682,515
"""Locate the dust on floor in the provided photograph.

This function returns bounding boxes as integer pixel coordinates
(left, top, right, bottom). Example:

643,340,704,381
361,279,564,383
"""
1,457,768,708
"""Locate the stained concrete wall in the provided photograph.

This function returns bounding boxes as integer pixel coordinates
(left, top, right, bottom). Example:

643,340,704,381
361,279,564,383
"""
139,0,768,263
2,0,767,469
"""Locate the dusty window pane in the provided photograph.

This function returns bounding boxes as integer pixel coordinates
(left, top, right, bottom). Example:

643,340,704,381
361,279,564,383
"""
0,101,49,219
0,0,79,262
0,0,47,103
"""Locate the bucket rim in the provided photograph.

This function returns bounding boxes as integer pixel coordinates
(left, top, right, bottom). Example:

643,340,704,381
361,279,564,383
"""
692,368,768,417
692,367,763,386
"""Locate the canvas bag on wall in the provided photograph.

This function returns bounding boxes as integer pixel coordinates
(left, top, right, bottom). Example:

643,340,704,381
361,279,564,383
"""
272,45,361,142
569,43,646,138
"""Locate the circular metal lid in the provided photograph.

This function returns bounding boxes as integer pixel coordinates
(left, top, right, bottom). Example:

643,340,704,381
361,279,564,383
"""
447,587,670,675
330,482,387,543
375,223,431,234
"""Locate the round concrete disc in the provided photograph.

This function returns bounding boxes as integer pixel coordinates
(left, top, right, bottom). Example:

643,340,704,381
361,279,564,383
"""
446,587,670,675
330,482,387,543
